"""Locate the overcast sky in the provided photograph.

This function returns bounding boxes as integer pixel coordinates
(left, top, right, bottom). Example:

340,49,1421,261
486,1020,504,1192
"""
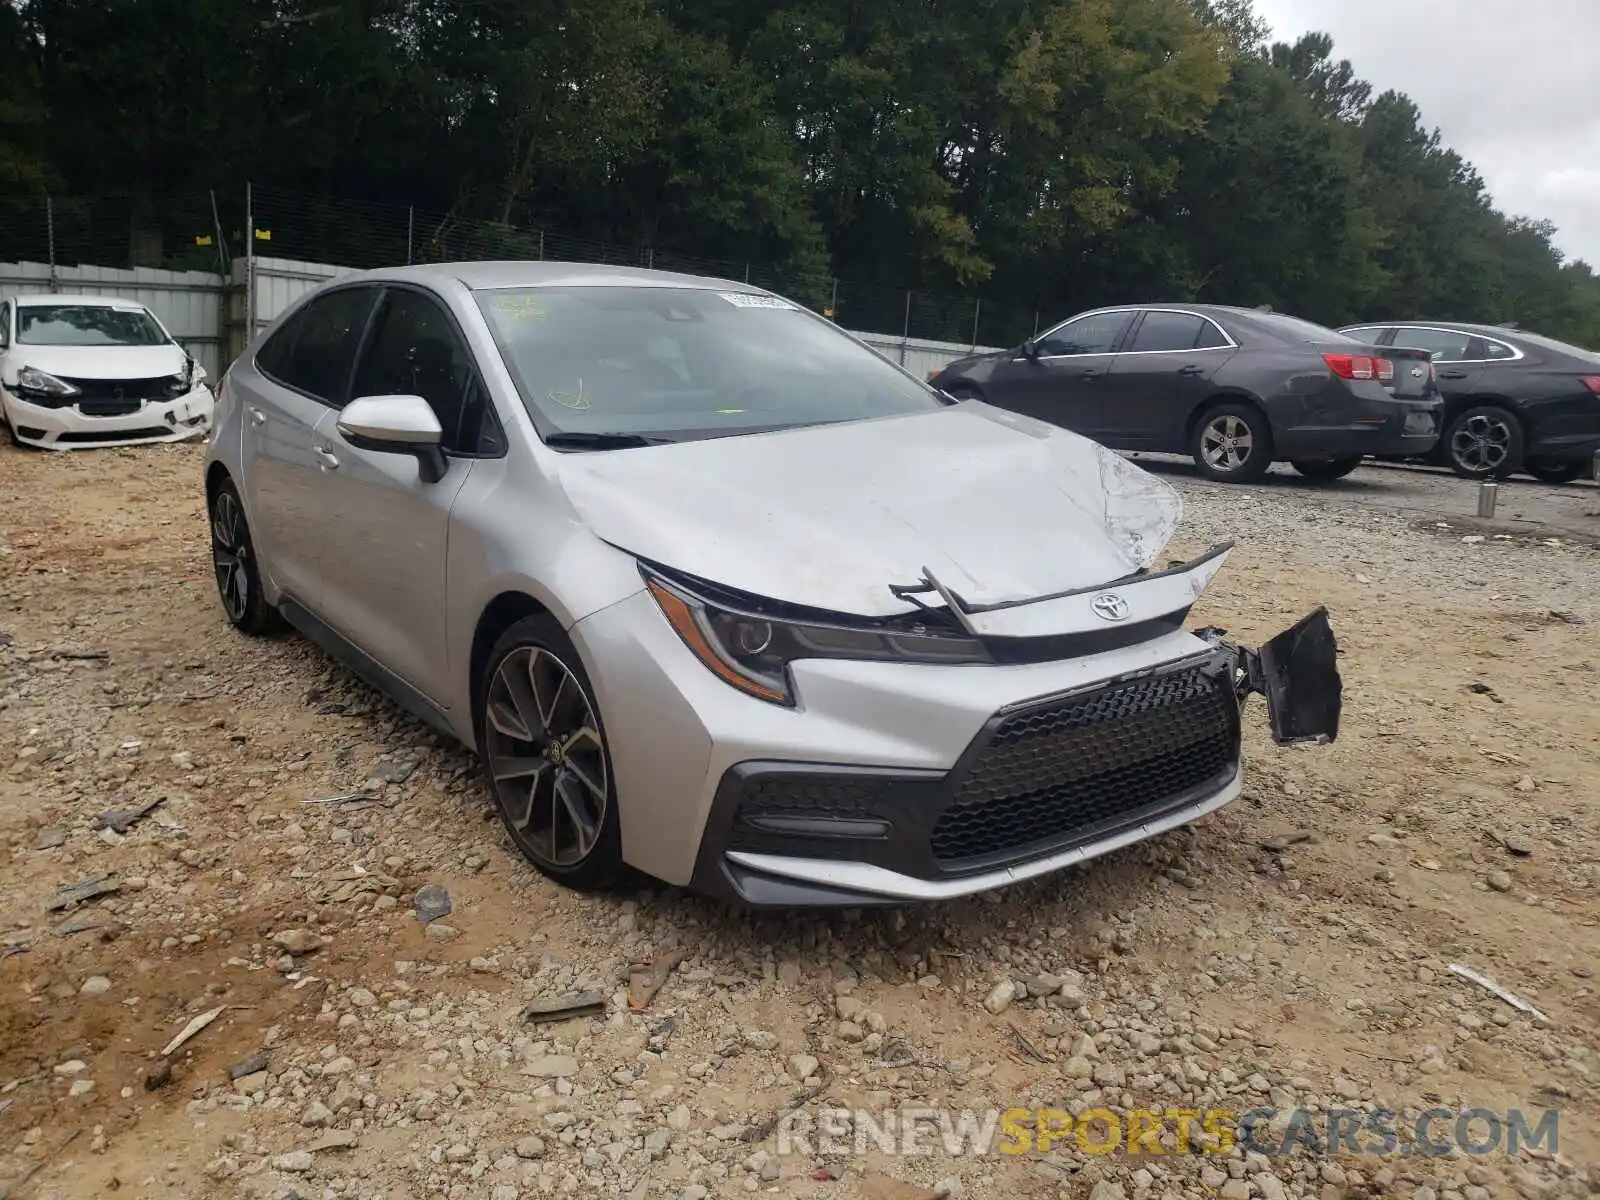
1248,0,1600,268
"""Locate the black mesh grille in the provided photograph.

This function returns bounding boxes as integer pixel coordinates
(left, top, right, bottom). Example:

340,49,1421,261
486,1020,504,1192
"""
58,375,178,401
932,664,1237,865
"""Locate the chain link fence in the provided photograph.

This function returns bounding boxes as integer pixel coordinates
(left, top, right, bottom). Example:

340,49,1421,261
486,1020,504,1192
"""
1,186,1047,348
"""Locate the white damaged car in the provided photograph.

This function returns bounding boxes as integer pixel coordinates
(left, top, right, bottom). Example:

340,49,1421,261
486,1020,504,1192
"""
0,293,214,450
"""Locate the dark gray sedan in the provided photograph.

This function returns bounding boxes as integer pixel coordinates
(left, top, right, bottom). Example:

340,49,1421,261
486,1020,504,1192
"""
930,303,1443,482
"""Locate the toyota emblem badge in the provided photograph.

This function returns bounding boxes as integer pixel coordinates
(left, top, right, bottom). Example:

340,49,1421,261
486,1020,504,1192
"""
1091,592,1130,622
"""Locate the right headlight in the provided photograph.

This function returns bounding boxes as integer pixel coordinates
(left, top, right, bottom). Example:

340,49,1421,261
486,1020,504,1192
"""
643,568,989,706
16,365,79,397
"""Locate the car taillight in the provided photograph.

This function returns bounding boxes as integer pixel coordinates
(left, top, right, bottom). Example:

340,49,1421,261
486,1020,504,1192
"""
1581,376,1600,395
1376,358,1395,383
1323,353,1380,381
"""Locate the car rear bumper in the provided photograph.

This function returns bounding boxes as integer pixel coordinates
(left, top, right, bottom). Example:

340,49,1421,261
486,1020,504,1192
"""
1275,398,1442,460
1,385,214,450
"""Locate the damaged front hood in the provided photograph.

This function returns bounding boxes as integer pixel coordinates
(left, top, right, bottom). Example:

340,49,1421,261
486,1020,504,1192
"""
12,344,186,379
557,403,1182,618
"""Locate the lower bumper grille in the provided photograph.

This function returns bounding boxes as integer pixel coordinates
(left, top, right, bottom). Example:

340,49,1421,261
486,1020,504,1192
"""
931,662,1238,866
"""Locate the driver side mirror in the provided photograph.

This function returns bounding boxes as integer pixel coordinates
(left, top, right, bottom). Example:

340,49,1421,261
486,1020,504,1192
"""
337,394,448,484
1021,339,1040,360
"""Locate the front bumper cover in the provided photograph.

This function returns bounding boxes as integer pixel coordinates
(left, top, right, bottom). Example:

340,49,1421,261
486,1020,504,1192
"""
690,607,1341,908
2,384,214,450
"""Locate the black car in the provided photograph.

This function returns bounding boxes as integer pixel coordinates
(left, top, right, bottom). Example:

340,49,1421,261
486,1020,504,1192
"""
930,304,1442,483
1337,320,1600,482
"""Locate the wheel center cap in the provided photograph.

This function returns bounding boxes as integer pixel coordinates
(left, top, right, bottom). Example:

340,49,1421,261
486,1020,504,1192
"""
548,739,566,765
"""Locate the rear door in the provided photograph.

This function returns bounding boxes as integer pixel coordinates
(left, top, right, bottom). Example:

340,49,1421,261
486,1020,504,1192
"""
1104,309,1236,449
237,285,379,610
987,309,1134,438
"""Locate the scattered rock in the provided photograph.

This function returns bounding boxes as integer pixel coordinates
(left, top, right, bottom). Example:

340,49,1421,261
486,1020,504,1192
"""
78,975,111,997
983,980,1017,1015
271,929,324,955
34,826,66,850
524,1054,579,1079
414,885,452,925
1487,870,1514,893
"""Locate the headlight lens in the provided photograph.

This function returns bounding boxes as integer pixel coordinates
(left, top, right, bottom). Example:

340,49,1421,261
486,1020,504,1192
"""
643,569,989,706
16,366,77,397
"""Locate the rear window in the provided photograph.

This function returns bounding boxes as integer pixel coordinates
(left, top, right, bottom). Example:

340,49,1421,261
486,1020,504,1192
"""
1496,329,1600,364
1249,312,1356,344
17,303,169,347
474,285,943,441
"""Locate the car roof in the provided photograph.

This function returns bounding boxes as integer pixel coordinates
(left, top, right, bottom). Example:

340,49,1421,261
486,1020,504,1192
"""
324,261,767,294
11,293,154,308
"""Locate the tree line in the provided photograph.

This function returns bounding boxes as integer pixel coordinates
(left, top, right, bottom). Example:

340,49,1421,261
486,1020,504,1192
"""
1,0,1596,347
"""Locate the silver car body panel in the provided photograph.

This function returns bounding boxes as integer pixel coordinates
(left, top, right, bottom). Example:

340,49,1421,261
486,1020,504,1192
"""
204,261,1341,905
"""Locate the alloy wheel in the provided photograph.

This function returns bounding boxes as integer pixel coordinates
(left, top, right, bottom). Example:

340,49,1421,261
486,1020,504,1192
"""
1201,414,1254,473
483,645,608,869
210,490,250,622
1450,413,1512,474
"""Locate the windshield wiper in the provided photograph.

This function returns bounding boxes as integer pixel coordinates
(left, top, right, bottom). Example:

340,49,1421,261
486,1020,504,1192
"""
542,431,671,451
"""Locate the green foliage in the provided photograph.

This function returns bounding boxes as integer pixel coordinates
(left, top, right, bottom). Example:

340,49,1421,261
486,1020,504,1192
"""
2,0,1596,347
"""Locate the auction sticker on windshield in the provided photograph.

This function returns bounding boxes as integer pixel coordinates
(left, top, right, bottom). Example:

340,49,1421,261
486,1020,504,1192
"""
718,293,796,309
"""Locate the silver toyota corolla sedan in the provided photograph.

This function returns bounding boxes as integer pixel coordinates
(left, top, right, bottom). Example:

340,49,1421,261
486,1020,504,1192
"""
202,262,1342,907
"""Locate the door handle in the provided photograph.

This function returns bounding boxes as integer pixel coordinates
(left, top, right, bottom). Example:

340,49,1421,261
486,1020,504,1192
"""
1437,369,1468,379
1080,369,1104,380
248,406,266,426
1178,364,1205,376
314,446,340,470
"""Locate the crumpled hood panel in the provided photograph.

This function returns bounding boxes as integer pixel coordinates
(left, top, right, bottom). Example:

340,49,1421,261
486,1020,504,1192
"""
556,402,1182,618
9,344,187,380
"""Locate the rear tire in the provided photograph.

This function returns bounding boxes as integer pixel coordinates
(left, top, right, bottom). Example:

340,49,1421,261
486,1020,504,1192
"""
208,479,289,636
1190,402,1272,483
1291,456,1363,481
1443,405,1522,479
1523,458,1587,484
477,614,626,892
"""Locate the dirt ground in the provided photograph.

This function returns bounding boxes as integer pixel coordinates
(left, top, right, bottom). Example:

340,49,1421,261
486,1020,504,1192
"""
0,440,1596,1200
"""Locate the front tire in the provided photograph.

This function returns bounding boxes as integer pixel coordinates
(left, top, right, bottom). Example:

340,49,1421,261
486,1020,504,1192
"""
1444,405,1522,479
1291,456,1363,481
1191,402,1272,483
208,479,288,635
477,615,625,892
1523,458,1587,484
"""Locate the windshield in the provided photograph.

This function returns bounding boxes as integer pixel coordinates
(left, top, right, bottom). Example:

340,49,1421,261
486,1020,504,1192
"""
17,304,170,347
474,285,943,441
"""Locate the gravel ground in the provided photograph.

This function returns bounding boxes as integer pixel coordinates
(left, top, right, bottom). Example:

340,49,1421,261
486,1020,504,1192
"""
1,442,1596,1200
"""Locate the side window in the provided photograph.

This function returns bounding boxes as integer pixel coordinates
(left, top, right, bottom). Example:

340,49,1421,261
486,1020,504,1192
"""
270,288,377,403
1340,325,1388,344
1390,327,1472,362
1127,311,1208,353
1479,338,1519,361
1194,319,1229,350
255,308,303,380
351,289,491,455
0,301,10,347
1036,311,1132,357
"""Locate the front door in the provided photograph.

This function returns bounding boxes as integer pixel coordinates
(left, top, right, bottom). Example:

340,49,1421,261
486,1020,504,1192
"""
310,285,497,704
987,309,1134,440
237,285,379,610
1104,310,1237,450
